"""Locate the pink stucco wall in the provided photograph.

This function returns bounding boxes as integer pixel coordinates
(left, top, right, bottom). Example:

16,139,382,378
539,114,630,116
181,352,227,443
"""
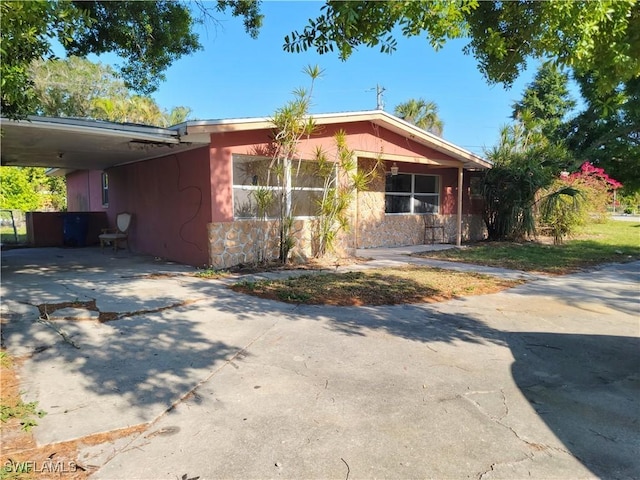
103,147,212,266
66,170,105,212
66,148,212,265
302,122,455,161
209,142,234,222
207,121,452,168
206,121,472,220
206,123,482,222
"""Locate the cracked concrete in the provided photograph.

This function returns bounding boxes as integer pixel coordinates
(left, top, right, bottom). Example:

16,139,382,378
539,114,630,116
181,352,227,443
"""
1,247,638,479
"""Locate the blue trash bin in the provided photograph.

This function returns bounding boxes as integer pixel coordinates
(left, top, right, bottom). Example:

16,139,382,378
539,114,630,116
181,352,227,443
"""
63,213,89,247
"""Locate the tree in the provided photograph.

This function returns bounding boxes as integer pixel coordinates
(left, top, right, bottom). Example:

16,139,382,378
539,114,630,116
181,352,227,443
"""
539,179,585,245
0,1,75,118
312,131,380,257
510,61,638,193
30,57,128,118
64,1,200,95
283,1,639,94
394,98,444,136
268,65,322,263
562,75,640,193
0,168,41,211
540,161,622,244
252,66,379,263
0,166,66,211
31,57,192,126
0,0,262,118
512,62,576,142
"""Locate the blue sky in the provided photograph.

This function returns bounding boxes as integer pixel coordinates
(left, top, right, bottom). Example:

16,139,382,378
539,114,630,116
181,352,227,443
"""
148,2,542,155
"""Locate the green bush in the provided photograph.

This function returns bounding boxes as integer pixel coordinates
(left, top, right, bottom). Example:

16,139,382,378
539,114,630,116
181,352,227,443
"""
540,181,586,244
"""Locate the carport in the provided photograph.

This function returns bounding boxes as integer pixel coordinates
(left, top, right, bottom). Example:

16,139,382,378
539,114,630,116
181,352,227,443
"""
0,116,209,253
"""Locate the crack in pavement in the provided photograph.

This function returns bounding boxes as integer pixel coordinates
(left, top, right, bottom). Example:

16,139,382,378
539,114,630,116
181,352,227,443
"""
32,298,207,327
477,451,534,480
463,389,573,456
93,318,284,474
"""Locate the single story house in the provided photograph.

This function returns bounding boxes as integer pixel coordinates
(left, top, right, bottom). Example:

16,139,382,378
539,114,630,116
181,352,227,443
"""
0,111,491,267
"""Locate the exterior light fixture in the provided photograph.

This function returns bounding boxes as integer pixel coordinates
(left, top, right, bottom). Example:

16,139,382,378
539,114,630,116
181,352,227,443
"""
390,163,399,176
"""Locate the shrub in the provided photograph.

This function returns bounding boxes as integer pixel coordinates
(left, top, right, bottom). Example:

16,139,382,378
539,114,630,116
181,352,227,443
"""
540,180,586,244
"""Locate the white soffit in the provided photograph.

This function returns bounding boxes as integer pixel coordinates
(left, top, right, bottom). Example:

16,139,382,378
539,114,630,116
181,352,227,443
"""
0,116,208,171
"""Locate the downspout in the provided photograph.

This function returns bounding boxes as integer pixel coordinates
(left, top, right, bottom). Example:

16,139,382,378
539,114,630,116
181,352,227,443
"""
456,166,463,247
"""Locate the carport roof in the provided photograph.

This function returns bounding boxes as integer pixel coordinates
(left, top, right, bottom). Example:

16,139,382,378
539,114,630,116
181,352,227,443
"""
0,116,208,173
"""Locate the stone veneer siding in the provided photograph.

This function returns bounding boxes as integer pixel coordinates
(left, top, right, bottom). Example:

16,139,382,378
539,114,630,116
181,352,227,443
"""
207,210,485,268
207,218,354,269
357,212,485,248
354,158,486,249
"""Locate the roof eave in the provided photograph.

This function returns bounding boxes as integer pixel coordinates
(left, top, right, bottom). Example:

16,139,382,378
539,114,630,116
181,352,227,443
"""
178,110,491,169
1,116,182,144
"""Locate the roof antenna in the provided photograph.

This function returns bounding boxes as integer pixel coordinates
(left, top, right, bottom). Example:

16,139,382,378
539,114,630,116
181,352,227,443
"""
376,84,385,110
368,84,386,110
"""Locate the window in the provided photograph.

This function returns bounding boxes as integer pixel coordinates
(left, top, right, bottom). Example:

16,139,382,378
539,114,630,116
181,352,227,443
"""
232,155,329,219
385,173,439,214
101,172,109,207
469,175,483,199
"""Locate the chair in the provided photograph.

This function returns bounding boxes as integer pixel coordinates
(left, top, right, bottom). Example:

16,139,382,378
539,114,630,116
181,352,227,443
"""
99,212,132,253
423,214,445,244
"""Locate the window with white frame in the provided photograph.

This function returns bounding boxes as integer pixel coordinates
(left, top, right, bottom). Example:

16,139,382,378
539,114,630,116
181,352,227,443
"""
101,172,109,207
385,173,440,214
232,155,328,219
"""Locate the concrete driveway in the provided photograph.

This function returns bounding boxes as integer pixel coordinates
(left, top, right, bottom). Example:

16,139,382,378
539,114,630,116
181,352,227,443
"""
1,247,638,479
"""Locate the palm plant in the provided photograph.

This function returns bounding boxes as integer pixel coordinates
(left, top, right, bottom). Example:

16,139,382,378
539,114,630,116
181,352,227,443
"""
394,98,444,136
482,124,570,241
269,65,323,263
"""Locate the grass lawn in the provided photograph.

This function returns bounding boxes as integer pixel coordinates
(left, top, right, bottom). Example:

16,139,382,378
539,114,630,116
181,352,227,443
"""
0,225,27,244
230,267,523,306
416,220,640,274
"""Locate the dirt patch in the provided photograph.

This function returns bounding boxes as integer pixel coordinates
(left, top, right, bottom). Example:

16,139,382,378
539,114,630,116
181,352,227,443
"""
231,267,524,306
1,356,37,453
37,301,98,320
119,273,182,279
37,300,113,323
196,256,372,278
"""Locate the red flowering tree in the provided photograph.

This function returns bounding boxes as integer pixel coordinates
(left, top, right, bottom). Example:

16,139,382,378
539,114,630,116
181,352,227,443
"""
540,162,622,244
565,162,622,222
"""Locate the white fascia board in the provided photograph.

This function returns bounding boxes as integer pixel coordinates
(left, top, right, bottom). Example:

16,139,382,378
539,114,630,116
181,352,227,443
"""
178,110,491,169
1,116,181,144
45,168,70,177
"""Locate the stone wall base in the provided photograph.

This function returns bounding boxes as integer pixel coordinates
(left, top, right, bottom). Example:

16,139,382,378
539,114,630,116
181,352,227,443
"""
207,214,486,269
207,219,354,269
358,214,486,248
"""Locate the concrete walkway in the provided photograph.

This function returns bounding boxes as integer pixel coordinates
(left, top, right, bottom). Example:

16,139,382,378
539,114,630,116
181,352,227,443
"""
1,247,638,479
356,245,544,280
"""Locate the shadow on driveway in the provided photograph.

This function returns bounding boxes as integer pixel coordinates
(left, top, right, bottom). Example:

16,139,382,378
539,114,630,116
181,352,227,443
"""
1,248,638,477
